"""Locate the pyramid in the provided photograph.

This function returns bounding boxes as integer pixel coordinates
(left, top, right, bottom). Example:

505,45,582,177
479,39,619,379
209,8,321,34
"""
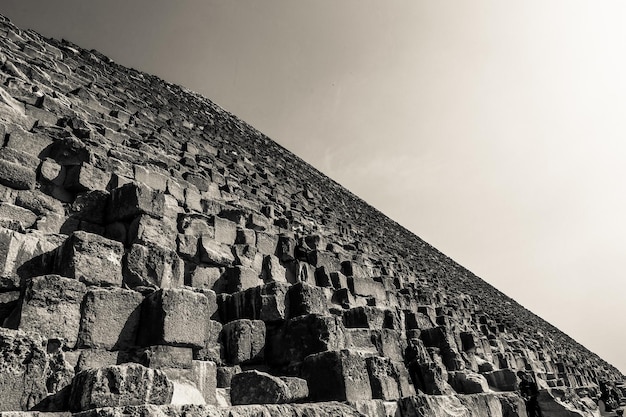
0,13,621,417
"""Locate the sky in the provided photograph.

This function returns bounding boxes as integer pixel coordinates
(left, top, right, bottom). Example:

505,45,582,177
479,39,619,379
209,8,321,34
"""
3,1,626,374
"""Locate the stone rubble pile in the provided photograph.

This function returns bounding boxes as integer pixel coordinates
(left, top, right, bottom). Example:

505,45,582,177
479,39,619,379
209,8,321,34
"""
0,12,621,417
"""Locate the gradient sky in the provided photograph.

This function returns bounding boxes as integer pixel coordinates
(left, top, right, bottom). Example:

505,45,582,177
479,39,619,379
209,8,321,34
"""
3,1,626,373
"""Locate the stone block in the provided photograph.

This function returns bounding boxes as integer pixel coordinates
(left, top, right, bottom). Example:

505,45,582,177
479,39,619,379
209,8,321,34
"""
190,266,223,291
266,314,347,366
64,163,110,192
255,231,278,255
0,328,48,411
76,349,118,372
366,356,401,400
0,228,56,277
0,290,19,324
224,266,260,293
128,214,177,251
68,364,173,411
221,319,265,365
483,368,518,391
77,287,143,350
217,365,241,388
235,228,256,245
306,250,341,271
231,244,258,268
214,216,237,244
343,306,386,329
176,234,198,259
246,213,270,231
350,276,386,299
194,319,222,363
198,237,234,267
14,190,64,216
0,202,37,228
137,288,209,349
286,282,328,318
69,190,109,224
276,234,296,261
302,350,372,402
123,243,184,289
279,377,309,402
221,282,290,322
143,345,193,369
18,275,86,348
55,231,124,287
39,158,64,185
230,370,291,405
192,360,217,405
107,182,164,222
0,159,35,190
134,165,168,192
448,370,490,394
261,254,287,283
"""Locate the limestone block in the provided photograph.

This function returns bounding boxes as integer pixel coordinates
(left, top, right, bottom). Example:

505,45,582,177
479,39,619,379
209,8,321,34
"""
14,190,64,216
222,282,290,322
123,243,184,289
231,244,258,268
306,250,341,271
192,360,217,405
279,377,309,402
198,237,234,267
137,288,209,349
236,227,256,245
276,234,296,261
128,214,177,251
408,360,453,395
302,350,372,402
77,287,143,350
134,165,168,192
0,290,19,324
190,266,222,291
0,158,35,190
194,319,222,363
246,213,270,231
178,213,214,236
0,228,55,277
177,234,198,259
347,329,406,362
343,306,386,329
107,182,164,222
55,231,124,287
230,370,291,405
217,365,242,388
448,370,490,394
221,319,265,365
39,158,64,185
330,271,349,289
366,356,402,400
5,127,52,158
214,216,237,245
255,230,278,255
76,349,118,372
0,202,37,228
286,282,328,318
18,275,86,348
483,368,518,391
350,276,386,299
266,314,347,366
68,364,173,411
64,163,110,192
224,266,260,293
261,254,287,283
0,328,48,411
143,346,193,369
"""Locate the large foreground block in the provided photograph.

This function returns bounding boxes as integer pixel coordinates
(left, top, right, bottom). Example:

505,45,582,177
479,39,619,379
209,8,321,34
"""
137,288,209,349
69,364,173,411
230,370,291,405
124,243,184,289
221,319,265,365
302,349,372,402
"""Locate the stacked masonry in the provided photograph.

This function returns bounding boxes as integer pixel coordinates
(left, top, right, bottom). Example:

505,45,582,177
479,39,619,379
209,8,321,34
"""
0,12,621,417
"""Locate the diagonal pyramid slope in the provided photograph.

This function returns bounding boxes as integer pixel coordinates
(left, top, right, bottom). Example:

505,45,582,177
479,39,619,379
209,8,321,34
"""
0,12,621,416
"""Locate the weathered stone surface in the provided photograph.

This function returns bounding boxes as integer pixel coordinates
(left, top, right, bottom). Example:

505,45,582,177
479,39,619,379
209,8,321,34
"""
137,288,209,349
448,370,490,394
230,370,291,405
123,244,184,289
107,183,164,222
0,203,37,228
17,275,86,348
278,377,309,402
0,329,48,411
302,350,372,402
55,231,124,287
0,159,35,190
198,238,235,267
68,364,173,411
191,360,217,405
483,368,518,391
77,288,143,350
286,282,328,318
223,266,260,294
221,319,265,365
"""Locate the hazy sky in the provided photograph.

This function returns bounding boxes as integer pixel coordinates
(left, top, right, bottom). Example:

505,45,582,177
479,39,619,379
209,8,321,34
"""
3,1,626,373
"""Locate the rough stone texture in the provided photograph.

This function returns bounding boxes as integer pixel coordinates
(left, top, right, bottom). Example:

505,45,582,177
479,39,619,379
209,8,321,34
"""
230,370,291,405
55,231,124,287
77,288,143,350
137,288,209,349
68,364,173,411
221,319,265,365
0,329,48,411
123,244,184,289
302,350,373,402
16,275,86,348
